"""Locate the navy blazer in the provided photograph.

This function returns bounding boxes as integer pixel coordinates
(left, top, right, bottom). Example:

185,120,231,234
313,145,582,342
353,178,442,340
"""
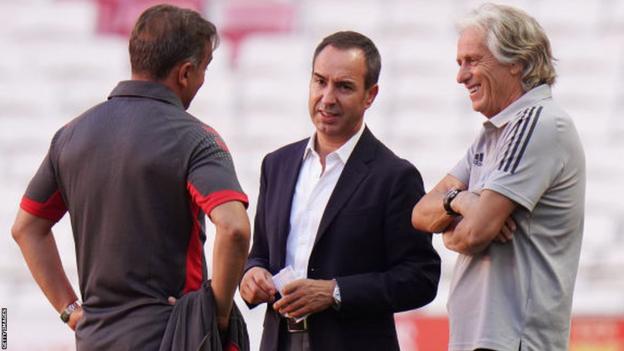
246,127,441,351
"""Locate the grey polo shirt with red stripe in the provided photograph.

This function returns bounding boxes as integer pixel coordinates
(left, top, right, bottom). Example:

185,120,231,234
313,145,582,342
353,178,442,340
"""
20,80,248,351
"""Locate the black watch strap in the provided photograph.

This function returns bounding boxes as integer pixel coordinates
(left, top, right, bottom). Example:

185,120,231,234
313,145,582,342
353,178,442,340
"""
60,301,80,323
443,189,462,216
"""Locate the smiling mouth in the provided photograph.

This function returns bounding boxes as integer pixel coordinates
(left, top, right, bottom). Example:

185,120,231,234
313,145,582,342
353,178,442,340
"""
468,85,480,96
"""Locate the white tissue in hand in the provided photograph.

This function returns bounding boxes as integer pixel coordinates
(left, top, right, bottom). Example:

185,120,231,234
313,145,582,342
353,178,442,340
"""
272,265,299,292
272,266,307,323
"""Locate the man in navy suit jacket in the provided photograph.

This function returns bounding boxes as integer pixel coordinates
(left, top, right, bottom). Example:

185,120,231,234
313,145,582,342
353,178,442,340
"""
240,31,441,351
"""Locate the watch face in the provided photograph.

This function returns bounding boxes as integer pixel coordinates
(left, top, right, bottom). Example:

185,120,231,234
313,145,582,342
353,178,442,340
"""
333,286,341,302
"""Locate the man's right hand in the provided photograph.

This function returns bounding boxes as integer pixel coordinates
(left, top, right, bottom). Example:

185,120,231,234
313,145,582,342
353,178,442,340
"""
494,215,517,243
240,267,276,305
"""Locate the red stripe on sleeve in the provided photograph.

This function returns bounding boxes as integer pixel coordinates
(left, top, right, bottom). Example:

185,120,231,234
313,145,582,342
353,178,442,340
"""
186,183,249,215
183,184,248,293
183,202,203,294
20,191,67,222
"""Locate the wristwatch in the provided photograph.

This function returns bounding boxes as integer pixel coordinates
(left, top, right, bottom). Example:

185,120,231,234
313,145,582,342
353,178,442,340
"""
60,301,81,323
443,188,463,217
332,280,341,310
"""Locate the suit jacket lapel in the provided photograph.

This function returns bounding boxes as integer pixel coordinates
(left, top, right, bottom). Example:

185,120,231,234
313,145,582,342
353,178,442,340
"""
314,127,377,246
276,140,307,267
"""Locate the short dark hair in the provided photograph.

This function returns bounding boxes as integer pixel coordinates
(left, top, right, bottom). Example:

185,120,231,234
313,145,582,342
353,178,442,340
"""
313,31,381,89
129,4,219,80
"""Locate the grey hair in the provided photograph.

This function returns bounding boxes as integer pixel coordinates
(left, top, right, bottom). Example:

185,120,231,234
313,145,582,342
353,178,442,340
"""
457,3,556,91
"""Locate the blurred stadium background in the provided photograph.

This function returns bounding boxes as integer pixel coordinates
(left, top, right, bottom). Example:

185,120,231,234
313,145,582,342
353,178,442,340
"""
1,0,623,349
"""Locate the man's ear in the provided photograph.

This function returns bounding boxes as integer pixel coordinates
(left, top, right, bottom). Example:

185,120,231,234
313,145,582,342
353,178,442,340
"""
510,62,523,76
364,84,379,110
177,61,194,88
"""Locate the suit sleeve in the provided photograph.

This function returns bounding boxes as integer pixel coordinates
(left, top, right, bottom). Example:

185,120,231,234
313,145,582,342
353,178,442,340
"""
245,155,271,272
241,156,272,310
336,163,441,313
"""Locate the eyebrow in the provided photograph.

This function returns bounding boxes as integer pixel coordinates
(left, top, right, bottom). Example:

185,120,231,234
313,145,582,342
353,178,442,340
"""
313,72,357,85
337,80,356,88
457,53,478,62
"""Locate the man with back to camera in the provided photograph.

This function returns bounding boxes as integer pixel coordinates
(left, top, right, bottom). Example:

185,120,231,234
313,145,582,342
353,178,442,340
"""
11,4,251,350
411,3,585,351
239,31,441,351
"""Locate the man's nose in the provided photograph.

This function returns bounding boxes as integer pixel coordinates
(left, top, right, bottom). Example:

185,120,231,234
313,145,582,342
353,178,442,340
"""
320,86,337,105
456,64,470,84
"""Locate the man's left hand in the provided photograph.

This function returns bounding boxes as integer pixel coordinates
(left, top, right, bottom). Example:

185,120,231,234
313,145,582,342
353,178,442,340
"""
67,306,84,331
273,279,335,319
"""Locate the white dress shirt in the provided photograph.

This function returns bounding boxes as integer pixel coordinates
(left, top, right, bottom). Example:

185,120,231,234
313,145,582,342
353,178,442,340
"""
285,124,366,279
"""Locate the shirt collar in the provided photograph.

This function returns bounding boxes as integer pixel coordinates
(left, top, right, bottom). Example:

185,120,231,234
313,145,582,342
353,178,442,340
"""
108,80,184,109
485,84,552,129
303,123,366,163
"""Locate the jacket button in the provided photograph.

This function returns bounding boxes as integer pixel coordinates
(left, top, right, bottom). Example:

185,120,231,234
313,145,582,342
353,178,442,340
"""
309,268,315,272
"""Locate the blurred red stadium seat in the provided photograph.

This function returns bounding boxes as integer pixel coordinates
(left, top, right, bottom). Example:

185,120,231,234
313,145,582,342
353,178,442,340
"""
221,1,296,65
96,0,204,36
